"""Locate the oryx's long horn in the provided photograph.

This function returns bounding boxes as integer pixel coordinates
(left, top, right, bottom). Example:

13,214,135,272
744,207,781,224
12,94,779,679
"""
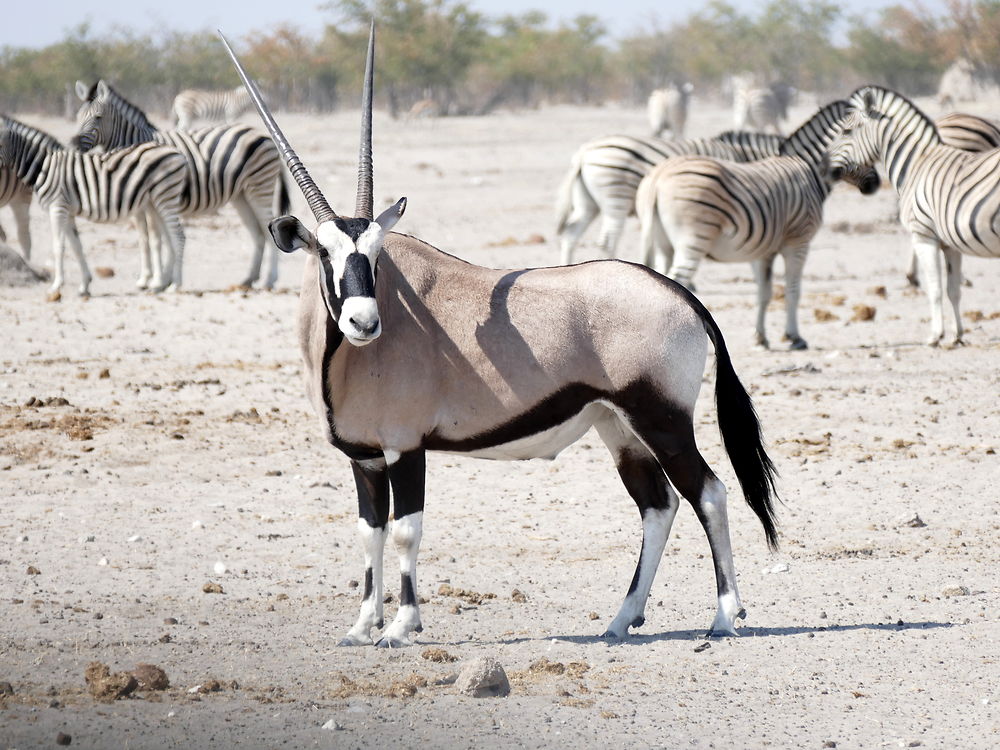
218,30,337,223
355,20,375,220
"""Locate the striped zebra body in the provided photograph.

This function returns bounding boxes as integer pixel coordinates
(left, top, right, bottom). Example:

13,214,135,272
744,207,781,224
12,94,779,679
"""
647,83,693,139
636,100,879,350
0,115,186,297
555,130,784,264
829,86,1000,345
74,80,289,290
173,86,253,130
0,165,33,261
733,78,794,135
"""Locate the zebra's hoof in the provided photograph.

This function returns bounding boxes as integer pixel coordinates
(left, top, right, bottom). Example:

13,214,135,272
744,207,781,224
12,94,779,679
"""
788,337,808,351
46,289,62,303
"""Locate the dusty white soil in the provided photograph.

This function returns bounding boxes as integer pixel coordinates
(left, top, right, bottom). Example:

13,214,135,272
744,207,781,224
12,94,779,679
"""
1,98,998,749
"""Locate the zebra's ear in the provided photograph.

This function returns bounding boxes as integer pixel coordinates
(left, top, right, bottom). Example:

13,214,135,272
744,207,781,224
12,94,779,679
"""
861,89,878,118
269,216,317,255
75,81,89,101
96,80,110,99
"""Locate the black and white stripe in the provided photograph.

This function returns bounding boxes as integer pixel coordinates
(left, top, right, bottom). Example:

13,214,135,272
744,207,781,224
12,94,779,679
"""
73,80,289,289
732,77,795,135
172,86,253,130
0,164,33,262
0,115,186,298
636,100,879,350
828,86,1000,345
555,130,784,264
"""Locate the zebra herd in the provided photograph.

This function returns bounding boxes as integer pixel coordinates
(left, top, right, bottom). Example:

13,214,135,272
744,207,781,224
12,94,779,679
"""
0,82,282,299
560,84,1000,348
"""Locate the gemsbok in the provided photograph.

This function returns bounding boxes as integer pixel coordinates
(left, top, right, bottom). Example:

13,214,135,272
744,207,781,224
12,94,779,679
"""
219,24,779,647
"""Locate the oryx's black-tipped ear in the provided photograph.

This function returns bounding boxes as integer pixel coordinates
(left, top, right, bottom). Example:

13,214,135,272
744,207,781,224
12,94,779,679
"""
269,216,317,254
374,197,406,233
75,81,89,101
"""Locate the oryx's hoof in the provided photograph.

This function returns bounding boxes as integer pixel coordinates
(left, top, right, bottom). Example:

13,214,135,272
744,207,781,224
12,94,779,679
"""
600,629,627,642
375,635,411,649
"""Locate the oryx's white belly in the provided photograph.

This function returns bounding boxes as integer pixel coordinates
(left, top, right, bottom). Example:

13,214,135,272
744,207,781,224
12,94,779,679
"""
456,403,604,461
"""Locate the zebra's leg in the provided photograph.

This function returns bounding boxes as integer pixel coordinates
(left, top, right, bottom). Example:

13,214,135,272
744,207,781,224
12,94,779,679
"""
780,244,809,350
341,458,390,647
151,210,186,292
943,247,964,345
132,214,154,290
377,450,427,648
12,194,32,262
558,176,599,265
913,237,946,346
596,213,627,259
63,219,92,297
750,256,775,349
595,411,679,640
231,194,268,289
665,233,707,292
47,208,71,298
905,247,920,288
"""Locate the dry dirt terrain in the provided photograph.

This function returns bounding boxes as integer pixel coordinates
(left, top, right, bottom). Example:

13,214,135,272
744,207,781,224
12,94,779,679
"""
1,98,998,749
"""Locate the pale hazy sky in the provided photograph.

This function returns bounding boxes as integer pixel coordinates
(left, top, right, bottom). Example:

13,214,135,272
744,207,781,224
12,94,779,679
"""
3,0,948,49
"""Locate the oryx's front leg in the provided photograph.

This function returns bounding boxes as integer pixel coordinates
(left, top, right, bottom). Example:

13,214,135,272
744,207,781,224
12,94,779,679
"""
377,450,426,648
340,458,390,646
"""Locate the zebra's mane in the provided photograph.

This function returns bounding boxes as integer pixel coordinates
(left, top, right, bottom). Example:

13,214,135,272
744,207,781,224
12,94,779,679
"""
0,114,64,153
779,100,850,163
851,85,941,143
714,130,784,151
90,81,160,135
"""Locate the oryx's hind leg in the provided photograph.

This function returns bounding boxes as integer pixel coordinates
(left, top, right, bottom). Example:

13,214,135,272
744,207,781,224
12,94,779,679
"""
629,408,745,637
595,411,680,640
340,459,390,646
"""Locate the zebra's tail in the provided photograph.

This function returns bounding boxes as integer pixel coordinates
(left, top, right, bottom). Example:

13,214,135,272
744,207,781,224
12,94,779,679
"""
274,172,290,216
688,288,779,550
554,150,585,235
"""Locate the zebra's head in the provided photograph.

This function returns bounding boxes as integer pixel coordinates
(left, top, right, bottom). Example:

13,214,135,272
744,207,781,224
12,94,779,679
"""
72,80,156,153
219,22,404,347
827,88,885,187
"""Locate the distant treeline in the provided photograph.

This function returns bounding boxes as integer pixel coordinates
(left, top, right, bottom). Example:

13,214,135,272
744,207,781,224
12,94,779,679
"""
2,0,998,118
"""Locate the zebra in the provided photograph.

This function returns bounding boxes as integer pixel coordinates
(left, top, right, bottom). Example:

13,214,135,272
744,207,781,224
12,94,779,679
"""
74,80,289,290
0,166,33,263
636,100,880,350
732,76,795,135
647,82,694,139
172,86,254,130
828,85,1000,346
0,115,186,299
555,130,785,265
222,23,778,646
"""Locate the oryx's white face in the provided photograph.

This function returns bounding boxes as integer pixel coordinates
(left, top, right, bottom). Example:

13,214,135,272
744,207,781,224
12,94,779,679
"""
269,198,406,347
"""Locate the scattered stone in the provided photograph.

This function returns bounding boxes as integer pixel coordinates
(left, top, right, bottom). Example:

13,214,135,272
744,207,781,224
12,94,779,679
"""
449,604,462,615
851,304,877,322
588,611,599,620
525,233,546,244
94,267,115,278
0,681,14,695
511,589,527,603
823,742,837,749
941,585,971,598
895,513,927,528
814,308,838,322
421,647,457,663
769,562,789,574
131,664,170,691
433,673,459,686
78,535,95,544
26,565,40,575
97,558,109,567
98,368,111,379
213,561,228,575
321,719,343,731
455,657,510,698
693,642,711,653
192,520,204,529
438,583,496,605
869,286,887,298
16,535,28,542
191,679,224,694
202,582,224,594
127,535,142,543
84,661,138,703
56,732,72,746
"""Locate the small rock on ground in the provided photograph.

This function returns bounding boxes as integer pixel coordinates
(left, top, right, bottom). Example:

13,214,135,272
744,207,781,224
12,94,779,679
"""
455,657,510,698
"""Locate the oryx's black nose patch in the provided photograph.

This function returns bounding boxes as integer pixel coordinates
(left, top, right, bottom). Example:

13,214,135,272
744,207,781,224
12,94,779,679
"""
341,252,375,299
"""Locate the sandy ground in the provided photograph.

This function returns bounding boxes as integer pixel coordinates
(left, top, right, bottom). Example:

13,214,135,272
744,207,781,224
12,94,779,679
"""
1,98,998,749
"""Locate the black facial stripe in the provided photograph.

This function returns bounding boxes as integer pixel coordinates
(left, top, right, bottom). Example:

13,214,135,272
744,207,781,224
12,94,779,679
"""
317,252,342,318
341,252,375,299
